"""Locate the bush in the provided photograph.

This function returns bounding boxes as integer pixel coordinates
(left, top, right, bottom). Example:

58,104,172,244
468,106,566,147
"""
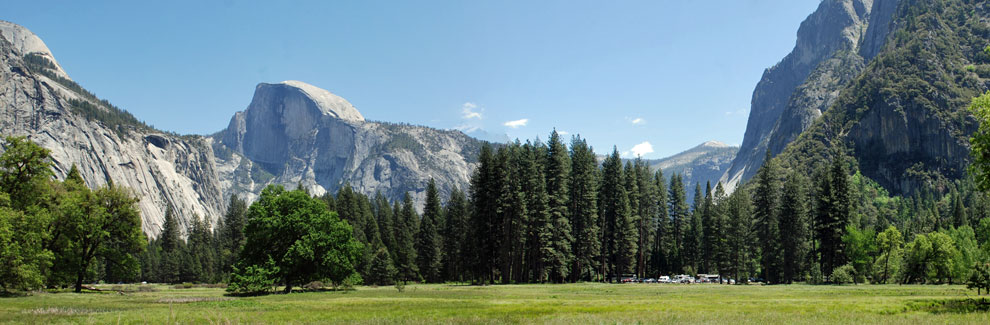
303,281,325,291
831,264,855,284
227,261,278,295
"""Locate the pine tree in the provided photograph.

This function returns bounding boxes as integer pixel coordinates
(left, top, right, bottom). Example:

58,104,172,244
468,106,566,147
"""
442,188,469,282
373,192,396,259
568,136,600,282
650,169,670,277
545,131,573,283
522,142,550,282
952,189,968,229
726,188,755,284
634,159,657,279
396,193,420,282
599,148,634,280
684,183,704,273
816,154,851,281
160,206,182,284
416,179,443,283
668,174,689,274
701,182,717,274
497,143,528,283
779,171,810,284
469,143,499,284
712,182,730,281
753,150,782,284
219,195,247,277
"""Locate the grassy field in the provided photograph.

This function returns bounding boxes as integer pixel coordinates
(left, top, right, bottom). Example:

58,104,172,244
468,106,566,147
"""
1,283,989,324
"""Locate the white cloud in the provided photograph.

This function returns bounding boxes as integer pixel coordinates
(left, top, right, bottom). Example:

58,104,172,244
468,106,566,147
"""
462,102,482,120
557,130,569,135
631,117,645,125
725,108,749,116
629,141,654,157
504,118,528,128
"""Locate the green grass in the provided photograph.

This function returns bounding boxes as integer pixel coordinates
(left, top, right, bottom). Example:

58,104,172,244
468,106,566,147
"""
1,283,989,323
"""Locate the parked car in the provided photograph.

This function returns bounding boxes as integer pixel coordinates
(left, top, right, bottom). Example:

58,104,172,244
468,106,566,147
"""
643,278,657,283
658,276,670,283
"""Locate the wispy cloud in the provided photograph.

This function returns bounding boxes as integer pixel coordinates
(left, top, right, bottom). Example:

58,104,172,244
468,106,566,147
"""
631,117,645,125
504,118,529,128
557,130,569,135
629,141,654,157
725,108,749,116
462,102,482,120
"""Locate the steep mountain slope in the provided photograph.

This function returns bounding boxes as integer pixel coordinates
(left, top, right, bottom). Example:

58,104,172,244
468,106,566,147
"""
0,21,481,237
0,21,225,236
723,0,901,190
774,0,985,194
213,80,481,205
649,141,738,192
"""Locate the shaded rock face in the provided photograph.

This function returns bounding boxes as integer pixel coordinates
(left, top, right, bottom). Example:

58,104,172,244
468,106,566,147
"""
216,81,480,209
723,0,900,190
0,32,225,237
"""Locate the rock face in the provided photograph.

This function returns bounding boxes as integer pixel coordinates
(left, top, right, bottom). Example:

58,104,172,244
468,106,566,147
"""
215,81,480,206
0,21,482,237
0,24,225,237
722,0,900,190
648,141,738,202
741,0,984,196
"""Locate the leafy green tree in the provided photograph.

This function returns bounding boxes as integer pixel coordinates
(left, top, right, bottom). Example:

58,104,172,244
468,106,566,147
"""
568,136,600,281
875,226,903,284
0,193,51,292
0,136,54,210
415,179,443,283
51,183,145,292
968,261,990,295
231,185,363,294
0,137,54,292
949,226,980,284
967,91,990,192
841,225,875,284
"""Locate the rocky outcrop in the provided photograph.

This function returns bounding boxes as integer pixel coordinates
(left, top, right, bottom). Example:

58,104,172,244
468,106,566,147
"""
0,28,225,237
0,22,481,237
723,0,900,190
215,81,480,207
649,141,737,200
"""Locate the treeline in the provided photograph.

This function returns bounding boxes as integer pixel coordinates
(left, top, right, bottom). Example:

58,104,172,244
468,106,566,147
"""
0,137,145,293
134,130,990,288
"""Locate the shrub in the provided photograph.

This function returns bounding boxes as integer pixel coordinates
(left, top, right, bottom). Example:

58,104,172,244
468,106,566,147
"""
831,264,855,284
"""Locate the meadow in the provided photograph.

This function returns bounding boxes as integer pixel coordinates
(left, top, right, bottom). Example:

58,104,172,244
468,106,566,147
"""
1,283,989,324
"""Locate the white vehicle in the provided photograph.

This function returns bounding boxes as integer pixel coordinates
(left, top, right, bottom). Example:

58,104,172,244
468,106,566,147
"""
658,276,670,283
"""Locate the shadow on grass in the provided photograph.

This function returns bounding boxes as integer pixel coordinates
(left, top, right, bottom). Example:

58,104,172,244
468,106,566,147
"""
906,298,990,314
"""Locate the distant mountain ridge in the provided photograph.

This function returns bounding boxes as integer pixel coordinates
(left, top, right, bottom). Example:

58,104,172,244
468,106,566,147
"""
647,141,738,202
0,21,481,237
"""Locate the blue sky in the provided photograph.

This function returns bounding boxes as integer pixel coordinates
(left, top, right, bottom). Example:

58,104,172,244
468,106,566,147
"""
5,0,820,158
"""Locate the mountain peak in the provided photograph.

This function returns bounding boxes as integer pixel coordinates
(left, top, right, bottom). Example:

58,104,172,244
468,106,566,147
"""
273,80,364,122
700,140,729,148
0,20,72,81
